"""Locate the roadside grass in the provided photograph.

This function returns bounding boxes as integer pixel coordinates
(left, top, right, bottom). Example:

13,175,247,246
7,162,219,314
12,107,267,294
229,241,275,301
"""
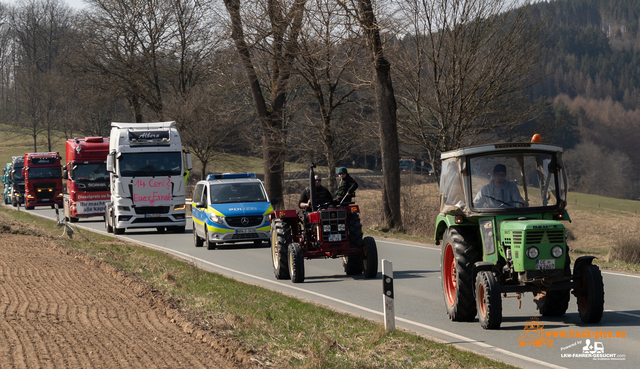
0,206,515,369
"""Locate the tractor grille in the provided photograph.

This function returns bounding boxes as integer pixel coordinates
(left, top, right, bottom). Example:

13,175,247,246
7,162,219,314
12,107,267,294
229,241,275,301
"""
525,230,565,244
226,216,264,227
512,231,523,246
135,206,170,214
320,209,347,242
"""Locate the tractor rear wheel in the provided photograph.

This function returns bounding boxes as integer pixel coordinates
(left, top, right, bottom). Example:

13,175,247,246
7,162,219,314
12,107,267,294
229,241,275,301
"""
441,226,480,322
348,214,363,247
343,256,363,275
288,242,305,283
577,264,604,323
271,219,291,279
362,236,378,278
476,271,502,329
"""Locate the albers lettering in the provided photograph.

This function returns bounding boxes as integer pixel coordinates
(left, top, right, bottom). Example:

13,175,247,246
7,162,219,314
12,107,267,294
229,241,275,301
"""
139,132,160,139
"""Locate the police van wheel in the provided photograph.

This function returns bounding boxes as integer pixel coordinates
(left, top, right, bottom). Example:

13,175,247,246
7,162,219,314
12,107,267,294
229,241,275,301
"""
193,222,204,247
205,229,216,250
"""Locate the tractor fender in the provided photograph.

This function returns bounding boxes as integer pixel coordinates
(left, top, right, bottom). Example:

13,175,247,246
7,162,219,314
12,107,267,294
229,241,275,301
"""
573,255,597,276
473,261,495,275
433,214,473,245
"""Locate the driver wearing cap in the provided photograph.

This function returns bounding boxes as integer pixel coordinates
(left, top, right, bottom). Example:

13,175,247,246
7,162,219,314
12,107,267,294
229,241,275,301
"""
473,164,526,209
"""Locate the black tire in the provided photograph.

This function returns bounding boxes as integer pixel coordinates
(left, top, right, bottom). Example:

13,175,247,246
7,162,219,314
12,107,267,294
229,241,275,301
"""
105,215,113,233
51,205,55,209
576,264,604,323
348,214,363,247
169,226,186,233
25,206,34,210
476,271,502,329
193,222,204,247
288,242,305,283
69,217,79,223
157,227,166,233
113,215,124,235
253,240,263,246
362,236,378,279
205,229,216,250
271,219,291,279
536,255,571,316
343,255,363,275
441,226,480,322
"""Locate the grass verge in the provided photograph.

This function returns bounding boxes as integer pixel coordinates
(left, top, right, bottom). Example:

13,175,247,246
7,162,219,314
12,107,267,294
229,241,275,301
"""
0,206,515,369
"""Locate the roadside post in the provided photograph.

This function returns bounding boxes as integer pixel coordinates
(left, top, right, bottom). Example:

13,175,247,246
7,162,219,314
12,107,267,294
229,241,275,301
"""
382,259,395,332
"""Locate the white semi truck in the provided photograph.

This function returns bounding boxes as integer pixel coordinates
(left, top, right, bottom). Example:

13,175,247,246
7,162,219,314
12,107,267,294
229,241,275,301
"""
104,122,192,234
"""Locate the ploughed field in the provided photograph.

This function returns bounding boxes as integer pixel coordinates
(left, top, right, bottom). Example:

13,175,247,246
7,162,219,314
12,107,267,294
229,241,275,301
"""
0,233,243,369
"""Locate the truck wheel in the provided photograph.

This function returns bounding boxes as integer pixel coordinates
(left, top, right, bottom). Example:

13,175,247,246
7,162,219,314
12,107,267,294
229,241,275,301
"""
288,242,305,283
441,226,480,322
576,264,604,323
69,217,79,223
113,215,124,234
26,206,34,210
169,226,185,233
343,255,363,275
156,227,166,233
362,236,378,278
105,215,113,233
476,271,502,329
348,214,363,247
205,229,216,250
271,219,291,279
193,222,203,247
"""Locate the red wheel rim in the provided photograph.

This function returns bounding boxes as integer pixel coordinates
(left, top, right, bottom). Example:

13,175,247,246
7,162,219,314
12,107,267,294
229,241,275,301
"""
477,279,486,317
443,243,457,306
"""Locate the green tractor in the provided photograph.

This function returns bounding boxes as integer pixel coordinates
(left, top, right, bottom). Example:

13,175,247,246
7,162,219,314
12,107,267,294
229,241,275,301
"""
434,136,604,329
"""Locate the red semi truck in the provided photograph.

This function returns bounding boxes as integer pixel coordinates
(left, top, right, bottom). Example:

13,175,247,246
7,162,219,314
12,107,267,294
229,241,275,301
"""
23,152,64,210
63,137,110,222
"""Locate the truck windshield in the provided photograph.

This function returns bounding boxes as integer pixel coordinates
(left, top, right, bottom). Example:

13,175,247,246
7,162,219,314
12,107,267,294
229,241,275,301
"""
470,152,560,211
119,152,182,177
210,183,267,204
12,167,24,181
72,163,109,181
28,167,61,180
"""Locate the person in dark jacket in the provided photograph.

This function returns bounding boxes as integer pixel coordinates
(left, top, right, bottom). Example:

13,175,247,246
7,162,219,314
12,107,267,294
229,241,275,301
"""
335,167,358,204
299,174,333,210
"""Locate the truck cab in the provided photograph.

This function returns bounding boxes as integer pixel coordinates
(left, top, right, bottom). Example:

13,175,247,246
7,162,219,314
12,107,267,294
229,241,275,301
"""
9,156,25,207
63,137,111,222
2,163,12,205
104,122,192,235
23,152,64,210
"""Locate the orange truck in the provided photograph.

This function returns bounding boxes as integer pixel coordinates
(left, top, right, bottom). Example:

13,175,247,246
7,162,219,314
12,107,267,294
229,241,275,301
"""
22,152,64,210
63,137,110,222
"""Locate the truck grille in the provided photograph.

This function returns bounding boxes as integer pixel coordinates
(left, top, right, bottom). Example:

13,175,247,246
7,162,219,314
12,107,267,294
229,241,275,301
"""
226,216,264,227
525,230,565,244
33,182,57,199
320,210,347,242
135,206,170,214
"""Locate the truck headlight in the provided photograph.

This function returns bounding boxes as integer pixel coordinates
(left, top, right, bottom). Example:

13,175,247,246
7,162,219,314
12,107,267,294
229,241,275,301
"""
323,225,331,232
526,247,539,259
551,245,563,258
338,224,345,231
173,204,185,211
208,213,224,224
118,206,130,212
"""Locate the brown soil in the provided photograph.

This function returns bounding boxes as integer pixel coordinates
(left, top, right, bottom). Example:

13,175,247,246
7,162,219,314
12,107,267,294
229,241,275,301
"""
0,232,254,369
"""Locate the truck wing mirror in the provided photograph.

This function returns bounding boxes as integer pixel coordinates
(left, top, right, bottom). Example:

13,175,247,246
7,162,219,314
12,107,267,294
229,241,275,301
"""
106,153,114,172
185,152,193,171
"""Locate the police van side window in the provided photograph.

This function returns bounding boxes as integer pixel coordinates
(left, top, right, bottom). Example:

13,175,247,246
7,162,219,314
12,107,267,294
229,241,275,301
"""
193,184,203,203
203,186,208,204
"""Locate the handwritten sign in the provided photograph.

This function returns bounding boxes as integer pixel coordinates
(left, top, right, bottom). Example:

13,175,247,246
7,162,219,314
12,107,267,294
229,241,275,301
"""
132,178,171,206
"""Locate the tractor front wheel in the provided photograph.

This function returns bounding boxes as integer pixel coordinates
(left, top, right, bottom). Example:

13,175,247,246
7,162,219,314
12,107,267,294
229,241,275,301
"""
441,227,480,322
343,255,363,275
288,242,305,283
362,236,378,278
576,264,604,323
476,271,502,329
271,219,291,279
536,256,571,316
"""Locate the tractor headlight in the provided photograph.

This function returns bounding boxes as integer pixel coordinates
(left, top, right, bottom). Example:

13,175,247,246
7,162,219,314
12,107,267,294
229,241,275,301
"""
208,213,224,224
526,247,539,259
338,224,345,231
323,225,331,232
551,245,563,258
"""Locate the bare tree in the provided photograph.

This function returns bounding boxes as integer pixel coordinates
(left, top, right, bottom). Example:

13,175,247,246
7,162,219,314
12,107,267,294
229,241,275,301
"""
291,0,365,192
391,0,545,179
223,0,306,206
340,0,402,229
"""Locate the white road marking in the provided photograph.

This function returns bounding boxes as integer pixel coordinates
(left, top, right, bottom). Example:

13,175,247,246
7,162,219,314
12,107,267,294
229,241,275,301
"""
606,310,640,319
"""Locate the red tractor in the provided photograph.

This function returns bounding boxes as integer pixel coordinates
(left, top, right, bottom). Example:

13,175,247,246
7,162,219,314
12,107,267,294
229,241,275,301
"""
270,166,378,283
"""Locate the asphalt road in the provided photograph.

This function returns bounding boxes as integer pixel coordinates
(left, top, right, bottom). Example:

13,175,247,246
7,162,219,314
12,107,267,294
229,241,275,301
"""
10,205,639,369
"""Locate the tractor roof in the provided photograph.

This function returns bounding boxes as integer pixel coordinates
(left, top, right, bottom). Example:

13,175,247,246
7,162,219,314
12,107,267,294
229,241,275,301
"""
441,143,563,160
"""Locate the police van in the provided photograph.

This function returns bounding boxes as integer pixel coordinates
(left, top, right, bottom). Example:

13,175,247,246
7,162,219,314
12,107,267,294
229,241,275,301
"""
191,173,274,249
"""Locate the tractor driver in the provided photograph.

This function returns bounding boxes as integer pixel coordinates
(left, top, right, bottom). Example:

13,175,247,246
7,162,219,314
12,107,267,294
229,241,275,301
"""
473,164,527,209
335,167,358,204
299,174,333,210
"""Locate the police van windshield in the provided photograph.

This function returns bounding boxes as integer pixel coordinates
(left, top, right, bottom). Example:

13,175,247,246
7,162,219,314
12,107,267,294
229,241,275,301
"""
210,183,267,204
28,167,61,180
72,163,109,181
119,152,182,176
